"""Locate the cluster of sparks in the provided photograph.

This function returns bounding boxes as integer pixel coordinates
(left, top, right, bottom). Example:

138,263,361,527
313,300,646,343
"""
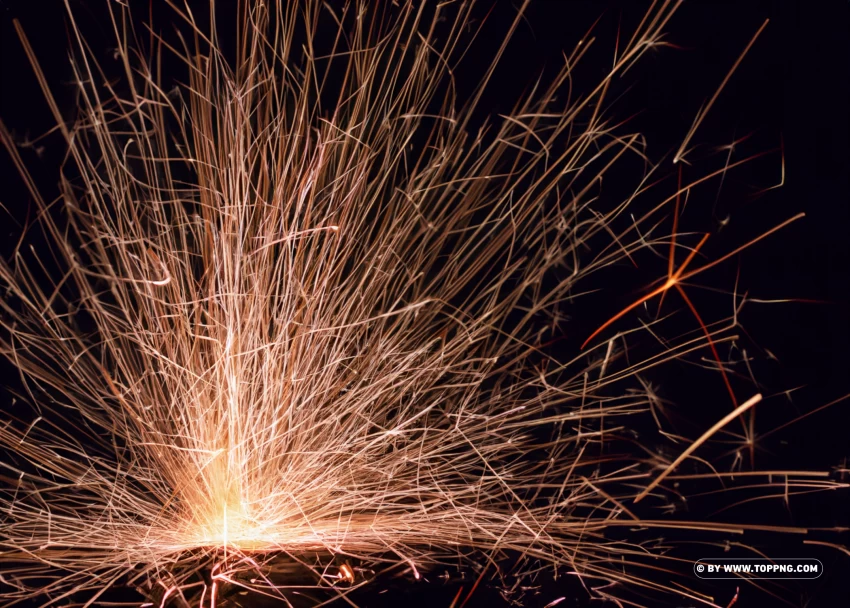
0,1,845,607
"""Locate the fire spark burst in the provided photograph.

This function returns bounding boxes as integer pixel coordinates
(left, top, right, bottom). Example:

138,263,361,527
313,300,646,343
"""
0,2,844,607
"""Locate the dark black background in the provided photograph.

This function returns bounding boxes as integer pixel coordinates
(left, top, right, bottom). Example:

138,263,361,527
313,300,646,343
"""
1,1,848,607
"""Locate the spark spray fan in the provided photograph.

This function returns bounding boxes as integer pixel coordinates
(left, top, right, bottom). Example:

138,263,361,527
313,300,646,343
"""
0,1,846,607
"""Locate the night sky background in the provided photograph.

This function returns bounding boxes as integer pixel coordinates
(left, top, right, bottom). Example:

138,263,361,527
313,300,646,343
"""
1,1,848,607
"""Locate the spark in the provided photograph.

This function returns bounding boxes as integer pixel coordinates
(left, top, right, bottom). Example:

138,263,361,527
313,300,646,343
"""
634,393,763,504
0,2,843,607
